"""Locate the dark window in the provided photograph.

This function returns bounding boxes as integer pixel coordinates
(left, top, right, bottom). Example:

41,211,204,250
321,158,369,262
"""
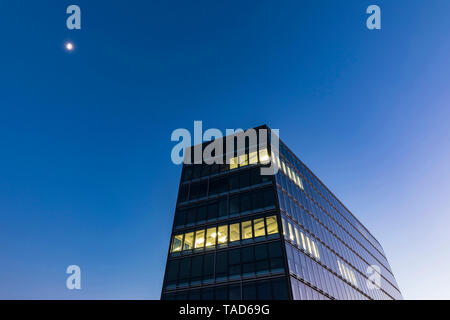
192,165,202,179
257,280,272,299
209,178,227,196
185,208,196,225
174,209,185,228
218,198,227,218
255,243,269,274
196,206,207,223
242,283,257,300
240,193,252,213
190,181,207,200
228,248,241,277
182,165,193,181
215,286,227,299
189,289,201,300
165,259,179,286
207,203,218,221
272,278,289,300
200,164,210,177
178,257,191,284
201,288,214,300
268,241,284,272
179,185,189,202
216,251,227,280
241,246,255,276
263,189,275,207
229,174,239,191
203,254,214,282
252,190,264,211
229,196,240,215
229,284,241,300
239,171,250,188
210,163,219,175
250,168,262,185
190,255,203,284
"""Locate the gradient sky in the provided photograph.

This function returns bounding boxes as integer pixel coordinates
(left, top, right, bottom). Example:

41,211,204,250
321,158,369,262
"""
1,1,449,299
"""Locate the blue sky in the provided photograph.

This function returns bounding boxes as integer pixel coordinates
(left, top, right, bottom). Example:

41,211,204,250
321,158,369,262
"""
1,1,449,299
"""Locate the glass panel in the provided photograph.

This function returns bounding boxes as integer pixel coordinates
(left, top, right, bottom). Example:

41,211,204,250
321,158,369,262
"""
230,223,240,242
171,234,183,252
266,216,278,235
253,218,266,237
217,225,228,244
242,220,253,239
287,221,295,241
300,232,306,250
249,151,258,164
238,154,248,167
205,227,217,247
259,148,270,164
194,230,205,248
229,157,238,170
294,227,301,247
183,232,194,250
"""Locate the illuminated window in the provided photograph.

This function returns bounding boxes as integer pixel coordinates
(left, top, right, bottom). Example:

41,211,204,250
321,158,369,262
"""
194,230,205,248
171,234,183,252
287,166,292,180
205,227,217,247
281,161,287,175
253,218,266,237
217,225,228,244
266,216,278,235
300,232,307,251
259,148,270,164
294,228,301,247
306,236,312,255
238,154,248,167
298,176,302,188
229,157,238,170
276,155,281,169
281,218,287,237
230,223,240,242
311,241,320,259
287,221,295,241
242,220,253,239
183,232,194,250
249,151,258,164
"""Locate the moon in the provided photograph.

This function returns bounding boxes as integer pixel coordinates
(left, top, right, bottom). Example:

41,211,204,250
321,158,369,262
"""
65,42,74,51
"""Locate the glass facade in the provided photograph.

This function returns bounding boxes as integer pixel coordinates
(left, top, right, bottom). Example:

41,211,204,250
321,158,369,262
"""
161,125,402,300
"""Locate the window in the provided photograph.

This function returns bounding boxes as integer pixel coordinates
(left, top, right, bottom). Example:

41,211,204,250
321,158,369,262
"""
300,232,307,251
306,236,312,255
169,215,280,253
217,225,228,244
184,232,194,250
229,157,238,170
311,240,320,259
218,198,227,218
194,230,205,248
205,227,217,247
229,196,239,215
287,221,295,241
259,148,270,164
242,220,253,239
294,228,301,247
254,218,266,237
266,216,278,235
238,154,248,167
171,234,183,252
230,223,240,242
249,151,258,164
